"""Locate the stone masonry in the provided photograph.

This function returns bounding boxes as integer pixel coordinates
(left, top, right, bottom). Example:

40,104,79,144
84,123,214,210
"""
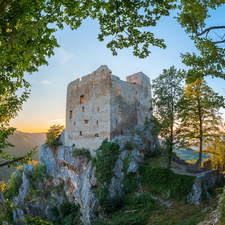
64,65,152,151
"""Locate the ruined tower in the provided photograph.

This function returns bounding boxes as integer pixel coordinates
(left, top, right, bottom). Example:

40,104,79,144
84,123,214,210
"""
64,65,152,150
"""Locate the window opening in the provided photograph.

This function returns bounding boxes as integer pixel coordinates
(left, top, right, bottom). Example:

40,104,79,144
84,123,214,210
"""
95,133,99,137
69,110,72,119
138,109,140,114
134,82,137,92
84,120,89,124
80,95,84,104
121,130,123,135
117,89,120,95
74,122,76,125
97,120,98,125
80,131,82,136
82,107,85,112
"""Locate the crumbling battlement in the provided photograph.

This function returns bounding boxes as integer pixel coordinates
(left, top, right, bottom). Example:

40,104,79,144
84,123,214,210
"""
64,65,152,151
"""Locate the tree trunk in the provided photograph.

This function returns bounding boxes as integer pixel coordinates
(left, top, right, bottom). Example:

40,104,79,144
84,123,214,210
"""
198,99,203,172
167,124,173,169
0,186,4,202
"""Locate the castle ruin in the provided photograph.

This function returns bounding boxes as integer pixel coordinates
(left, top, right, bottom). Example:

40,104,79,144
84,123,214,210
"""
64,65,152,150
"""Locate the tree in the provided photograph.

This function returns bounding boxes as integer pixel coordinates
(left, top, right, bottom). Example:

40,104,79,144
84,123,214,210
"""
148,66,184,169
177,78,225,171
0,0,178,167
177,0,225,82
204,134,225,171
45,125,64,149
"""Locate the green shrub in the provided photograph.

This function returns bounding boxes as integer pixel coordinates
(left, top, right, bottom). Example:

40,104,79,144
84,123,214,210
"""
53,183,64,196
49,201,81,225
25,164,50,190
73,148,92,164
122,155,137,194
93,219,108,225
122,141,134,150
98,187,122,214
201,181,209,203
145,147,161,158
93,139,120,186
19,215,52,224
110,194,156,225
4,167,23,199
45,125,64,148
139,165,196,201
221,198,225,224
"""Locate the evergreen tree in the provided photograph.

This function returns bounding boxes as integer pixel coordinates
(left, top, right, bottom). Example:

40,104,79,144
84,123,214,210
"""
177,78,225,171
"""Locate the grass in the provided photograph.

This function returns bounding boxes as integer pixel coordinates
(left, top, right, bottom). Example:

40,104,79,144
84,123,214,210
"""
148,199,217,225
144,154,167,168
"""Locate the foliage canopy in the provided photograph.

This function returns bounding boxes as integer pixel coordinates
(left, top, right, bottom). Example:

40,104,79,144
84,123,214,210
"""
148,66,184,168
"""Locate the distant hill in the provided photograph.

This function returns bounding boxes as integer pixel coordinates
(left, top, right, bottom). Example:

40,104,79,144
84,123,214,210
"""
175,148,210,162
0,131,46,181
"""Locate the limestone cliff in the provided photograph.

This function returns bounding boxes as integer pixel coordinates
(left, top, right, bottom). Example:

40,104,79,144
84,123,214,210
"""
12,127,158,224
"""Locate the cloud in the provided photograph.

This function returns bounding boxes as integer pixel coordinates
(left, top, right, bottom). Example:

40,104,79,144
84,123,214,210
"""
27,79,51,86
48,118,65,125
55,48,74,65
41,79,51,85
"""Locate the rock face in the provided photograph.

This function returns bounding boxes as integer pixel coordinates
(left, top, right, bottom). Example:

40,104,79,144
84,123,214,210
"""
12,126,157,224
198,194,224,225
189,170,224,205
39,145,98,224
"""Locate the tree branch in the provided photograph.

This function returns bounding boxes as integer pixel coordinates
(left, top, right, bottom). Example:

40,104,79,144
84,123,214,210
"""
197,26,225,37
212,39,225,44
0,0,8,8
0,156,25,167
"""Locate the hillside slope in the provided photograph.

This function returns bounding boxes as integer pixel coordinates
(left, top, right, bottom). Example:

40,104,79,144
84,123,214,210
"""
0,131,46,181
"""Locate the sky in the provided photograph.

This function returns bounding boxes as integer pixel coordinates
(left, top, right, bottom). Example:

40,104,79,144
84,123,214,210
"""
9,6,225,133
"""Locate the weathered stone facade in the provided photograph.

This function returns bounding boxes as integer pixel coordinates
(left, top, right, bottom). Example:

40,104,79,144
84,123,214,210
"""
64,65,152,150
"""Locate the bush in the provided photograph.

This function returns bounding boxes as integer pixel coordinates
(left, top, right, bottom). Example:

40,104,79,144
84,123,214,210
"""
73,148,92,164
123,141,134,150
4,167,23,199
221,198,225,225
19,216,52,225
122,155,137,194
145,147,161,158
110,195,156,225
93,139,120,186
49,201,81,225
98,187,122,214
139,165,196,201
45,125,64,148
25,163,50,190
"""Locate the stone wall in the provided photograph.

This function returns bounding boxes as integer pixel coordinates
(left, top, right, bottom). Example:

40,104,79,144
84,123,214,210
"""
110,72,151,140
171,154,211,173
65,65,111,150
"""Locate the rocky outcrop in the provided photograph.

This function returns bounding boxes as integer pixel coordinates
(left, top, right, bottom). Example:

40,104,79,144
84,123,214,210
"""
12,123,158,224
39,145,98,224
189,170,224,205
198,194,224,225
13,164,67,224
